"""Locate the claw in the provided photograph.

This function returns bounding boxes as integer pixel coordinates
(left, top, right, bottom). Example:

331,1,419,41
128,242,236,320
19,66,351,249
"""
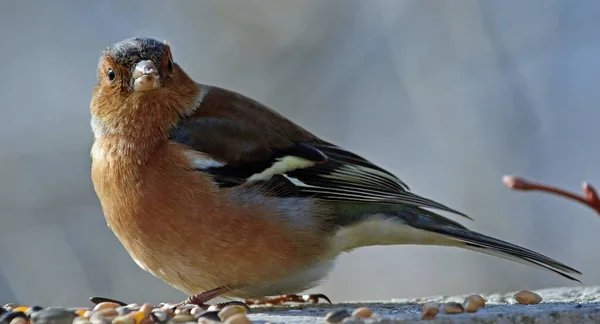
303,293,332,304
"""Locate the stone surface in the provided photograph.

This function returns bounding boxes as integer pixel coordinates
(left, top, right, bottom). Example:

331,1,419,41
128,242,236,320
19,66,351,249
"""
244,286,600,323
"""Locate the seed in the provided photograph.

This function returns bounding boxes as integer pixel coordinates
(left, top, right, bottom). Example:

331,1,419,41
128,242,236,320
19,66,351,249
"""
149,310,169,323
463,299,479,313
421,302,439,320
91,309,118,323
217,305,247,322
94,303,121,311
174,308,190,316
351,307,373,318
172,315,195,323
514,290,542,305
464,295,485,308
139,304,153,315
12,307,28,313
26,306,44,317
111,315,134,324
9,318,27,324
223,313,252,324
126,311,146,324
73,316,91,324
325,309,350,323
3,304,18,311
189,307,204,317
443,302,464,314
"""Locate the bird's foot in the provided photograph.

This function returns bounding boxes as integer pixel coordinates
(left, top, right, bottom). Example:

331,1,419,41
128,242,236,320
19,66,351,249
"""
243,293,331,306
503,175,600,216
182,295,250,311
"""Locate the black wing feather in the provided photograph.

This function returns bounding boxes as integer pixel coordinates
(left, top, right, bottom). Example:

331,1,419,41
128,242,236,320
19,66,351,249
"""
171,118,470,219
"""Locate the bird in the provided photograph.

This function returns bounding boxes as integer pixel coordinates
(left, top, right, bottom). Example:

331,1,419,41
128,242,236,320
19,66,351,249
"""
90,37,581,308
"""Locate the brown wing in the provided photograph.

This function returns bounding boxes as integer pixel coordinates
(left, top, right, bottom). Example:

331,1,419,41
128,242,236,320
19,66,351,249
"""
169,85,470,218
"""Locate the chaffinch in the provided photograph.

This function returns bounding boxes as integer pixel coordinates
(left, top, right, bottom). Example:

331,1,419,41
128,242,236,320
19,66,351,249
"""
90,37,581,308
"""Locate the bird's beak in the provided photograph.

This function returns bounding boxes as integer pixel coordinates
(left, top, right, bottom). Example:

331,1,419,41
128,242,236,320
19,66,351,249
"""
132,60,161,92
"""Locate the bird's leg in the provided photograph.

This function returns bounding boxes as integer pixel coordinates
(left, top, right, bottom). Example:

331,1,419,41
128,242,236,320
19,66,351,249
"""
181,287,250,311
503,175,600,216
244,293,331,306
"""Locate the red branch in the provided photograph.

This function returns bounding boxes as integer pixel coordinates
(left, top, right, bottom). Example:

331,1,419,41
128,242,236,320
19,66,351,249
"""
503,175,600,216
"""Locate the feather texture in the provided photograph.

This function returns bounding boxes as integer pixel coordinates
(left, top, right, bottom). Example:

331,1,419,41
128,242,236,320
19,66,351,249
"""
171,85,471,220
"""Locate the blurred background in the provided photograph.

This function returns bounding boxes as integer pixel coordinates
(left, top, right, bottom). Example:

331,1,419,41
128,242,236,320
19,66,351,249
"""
1,0,600,306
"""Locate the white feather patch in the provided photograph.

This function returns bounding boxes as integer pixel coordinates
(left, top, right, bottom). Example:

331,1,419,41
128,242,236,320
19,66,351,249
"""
182,150,225,169
182,83,212,116
332,216,457,253
90,116,110,139
247,156,316,182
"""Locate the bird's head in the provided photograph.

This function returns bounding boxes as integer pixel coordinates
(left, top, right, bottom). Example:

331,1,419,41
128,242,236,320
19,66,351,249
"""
90,37,199,139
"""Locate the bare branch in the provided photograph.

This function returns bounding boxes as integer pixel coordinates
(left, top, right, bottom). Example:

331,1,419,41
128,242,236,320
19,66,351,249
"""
503,175,600,216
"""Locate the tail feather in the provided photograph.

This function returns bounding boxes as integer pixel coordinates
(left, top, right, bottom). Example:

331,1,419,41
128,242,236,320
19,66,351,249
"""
406,209,582,282
464,243,581,282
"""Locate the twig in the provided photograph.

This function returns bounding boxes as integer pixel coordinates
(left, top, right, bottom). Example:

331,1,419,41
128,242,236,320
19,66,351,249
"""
502,175,600,216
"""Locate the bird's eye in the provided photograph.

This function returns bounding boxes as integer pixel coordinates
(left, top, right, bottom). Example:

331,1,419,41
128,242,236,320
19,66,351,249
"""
167,59,174,72
107,68,116,82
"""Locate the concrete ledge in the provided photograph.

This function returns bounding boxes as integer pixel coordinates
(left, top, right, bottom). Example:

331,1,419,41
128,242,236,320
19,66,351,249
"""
246,286,600,323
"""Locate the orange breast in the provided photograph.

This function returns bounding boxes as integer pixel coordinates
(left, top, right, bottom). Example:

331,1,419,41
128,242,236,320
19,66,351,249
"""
91,140,329,295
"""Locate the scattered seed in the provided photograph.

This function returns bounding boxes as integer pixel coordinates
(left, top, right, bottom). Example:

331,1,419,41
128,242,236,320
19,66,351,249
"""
26,306,44,317
30,309,78,324
174,309,190,316
1,312,27,324
421,302,440,320
90,298,127,307
463,299,479,313
73,316,91,324
90,309,118,324
443,302,464,314
189,307,204,317
127,311,147,324
217,305,247,322
325,309,350,323
3,305,17,311
351,307,373,318
514,290,542,305
196,310,221,322
139,305,153,317
223,314,251,324
172,315,195,323
12,307,28,314
94,303,121,312
9,318,27,324
149,310,169,323
111,315,134,324
464,295,485,308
